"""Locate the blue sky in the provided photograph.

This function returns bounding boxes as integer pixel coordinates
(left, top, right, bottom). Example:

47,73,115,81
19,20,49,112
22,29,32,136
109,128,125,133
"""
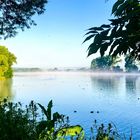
1,0,116,68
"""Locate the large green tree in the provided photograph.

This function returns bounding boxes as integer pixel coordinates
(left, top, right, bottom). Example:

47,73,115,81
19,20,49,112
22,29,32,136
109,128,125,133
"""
0,0,47,39
91,55,121,71
0,0,47,79
84,0,140,60
0,46,16,79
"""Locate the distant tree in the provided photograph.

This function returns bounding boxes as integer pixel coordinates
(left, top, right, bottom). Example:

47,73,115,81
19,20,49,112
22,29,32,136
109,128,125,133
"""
0,0,47,39
0,46,16,79
84,0,140,60
125,55,139,72
112,65,123,72
91,55,121,71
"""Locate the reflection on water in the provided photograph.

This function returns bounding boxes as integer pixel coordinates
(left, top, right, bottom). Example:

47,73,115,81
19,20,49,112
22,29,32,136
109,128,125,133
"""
90,76,122,93
0,79,14,101
125,76,137,94
90,75,140,96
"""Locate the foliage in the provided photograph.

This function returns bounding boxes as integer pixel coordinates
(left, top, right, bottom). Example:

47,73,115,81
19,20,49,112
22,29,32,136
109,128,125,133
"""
14,67,42,72
37,100,84,140
0,99,84,140
0,0,47,39
112,65,123,72
91,55,121,71
55,125,84,139
0,99,38,140
0,45,16,79
89,120,121,140
0,99,134,139
84,0,140,60
125,55,139,72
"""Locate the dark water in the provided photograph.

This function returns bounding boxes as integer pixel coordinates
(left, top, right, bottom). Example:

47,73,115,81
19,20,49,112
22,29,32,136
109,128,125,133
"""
1,72,140,139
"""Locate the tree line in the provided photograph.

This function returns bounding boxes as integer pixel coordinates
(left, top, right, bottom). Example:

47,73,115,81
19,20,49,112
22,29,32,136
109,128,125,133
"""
91,55,139,72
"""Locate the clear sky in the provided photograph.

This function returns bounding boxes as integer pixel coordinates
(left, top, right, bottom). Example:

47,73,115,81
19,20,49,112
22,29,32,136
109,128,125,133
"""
1,0,116,68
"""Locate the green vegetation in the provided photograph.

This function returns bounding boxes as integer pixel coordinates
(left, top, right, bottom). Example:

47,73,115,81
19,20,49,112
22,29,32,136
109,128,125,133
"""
84,0,140,60
0,0,47,79
125,55,139,72
91,55,122,71
0,99,127,140
14,68,42,72
0,99,84,140
0,46,16,79
84,0,140,72
91,55,140,72
0,0,47,39
90,120,121,140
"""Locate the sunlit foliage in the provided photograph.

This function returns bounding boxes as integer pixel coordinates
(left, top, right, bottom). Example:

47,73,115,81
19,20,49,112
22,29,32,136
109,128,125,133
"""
0,99,84,140
0,46,16,79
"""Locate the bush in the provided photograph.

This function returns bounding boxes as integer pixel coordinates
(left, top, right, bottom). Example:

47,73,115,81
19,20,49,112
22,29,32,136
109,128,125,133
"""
0,99,83,140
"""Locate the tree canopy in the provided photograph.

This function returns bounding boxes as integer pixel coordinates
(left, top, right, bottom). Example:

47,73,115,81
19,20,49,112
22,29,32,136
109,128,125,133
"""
84,0,140,60
0,46,16,79
91,55,140,72
91,55,121,71
0,0,47,39
0,0,47,79
125,55,139,72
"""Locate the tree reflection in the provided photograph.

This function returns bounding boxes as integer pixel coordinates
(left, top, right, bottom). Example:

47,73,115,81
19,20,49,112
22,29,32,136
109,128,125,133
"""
125,76,137,94
0,79,14,101
90,75,121,94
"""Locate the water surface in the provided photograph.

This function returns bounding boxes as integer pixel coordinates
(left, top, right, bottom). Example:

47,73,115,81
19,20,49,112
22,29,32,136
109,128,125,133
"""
1,72,140,139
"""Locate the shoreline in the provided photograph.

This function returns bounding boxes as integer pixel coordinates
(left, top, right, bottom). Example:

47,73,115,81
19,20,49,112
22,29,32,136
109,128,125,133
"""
14,71,140,77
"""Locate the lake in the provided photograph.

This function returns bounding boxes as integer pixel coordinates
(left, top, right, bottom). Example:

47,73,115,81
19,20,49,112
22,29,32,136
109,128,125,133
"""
0,71,140,139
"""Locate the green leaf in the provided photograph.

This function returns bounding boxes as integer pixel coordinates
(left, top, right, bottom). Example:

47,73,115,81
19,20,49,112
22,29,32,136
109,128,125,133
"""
56,125,84,137
112,0,125,15
94,34,102,44
110,18,123,25
110,26,117,38
101,24,111,28
47,100,52,109
83,34,95,43
109,39,120,55
53,112,61,122
100,29,110,36
100,42,110,57
112,44,123,56
38,103,48,118
115,1,128,16
47,100,53,120
87,43,100,56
